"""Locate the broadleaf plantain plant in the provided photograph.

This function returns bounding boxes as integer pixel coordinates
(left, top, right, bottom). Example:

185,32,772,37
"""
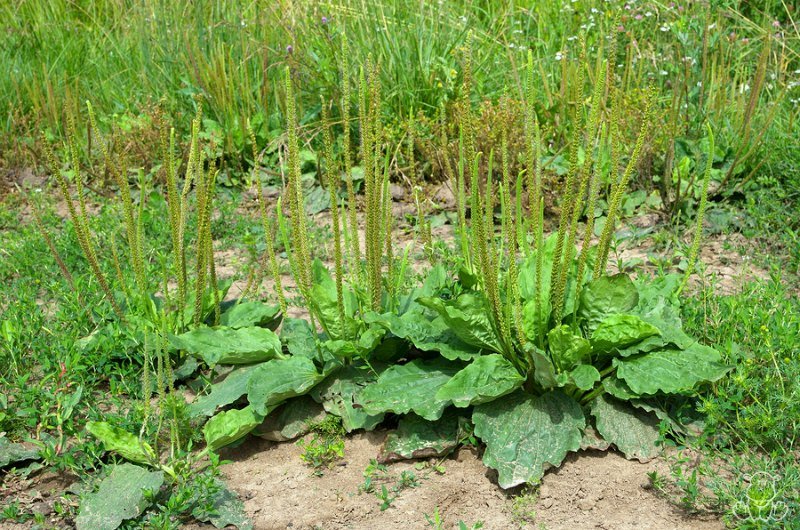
111,42,731,495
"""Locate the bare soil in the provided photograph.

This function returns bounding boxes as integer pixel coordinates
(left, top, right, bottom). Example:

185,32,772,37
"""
212,431,723,530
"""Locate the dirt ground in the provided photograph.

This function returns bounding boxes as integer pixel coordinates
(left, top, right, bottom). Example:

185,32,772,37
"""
212,431,724,530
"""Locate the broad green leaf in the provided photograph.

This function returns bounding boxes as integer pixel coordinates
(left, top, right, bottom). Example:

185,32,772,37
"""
309,259,360,340
436,354,524,407
518,234,557,302
310,364,385,432
473,390,585,488
603,377,639,400
619,296,693,357
356,358,462,421
204,406,264,452
170,327,283,366
281,318,317,357
591,395,661,462
220,302,280,329
381,411,460,462
0,437,40,467
521,296,552,344
525,344,557,390
590,314,660,354
396,264,448,315
418,293,503,354
548,325,591,371
578,274,639,332
188,365,259,418
569,364,601,391
253,396,327,441
194,478,253,530
323,325,386,361
247,356,322,416
614,343,731,395
366,312,480,361
76,463,164,530
85,422,155,466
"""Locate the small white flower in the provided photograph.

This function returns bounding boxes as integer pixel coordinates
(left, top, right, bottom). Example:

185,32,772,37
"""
708,23,716,30
660,24,669,32
645,11,653,17
660,70,668,75
555,51,564,61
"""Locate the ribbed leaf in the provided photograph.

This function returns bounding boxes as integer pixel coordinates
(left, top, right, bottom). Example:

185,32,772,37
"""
0,437,40,468
246,356,322,416
381,411,460,462
591,394,661,462
417,293,503,354
85,422,155,466
170,327,283,366
435,354,524,407
473,390,585,488
188,365,259,418
253,396,326,441
590,314,660,354
366,312,480,361
76,463,163,530
310,364,385,432
614,343,731,395
548,325,591,371
578,274,639,332
356,358,462,421
220,302,280,329
204,406,264,452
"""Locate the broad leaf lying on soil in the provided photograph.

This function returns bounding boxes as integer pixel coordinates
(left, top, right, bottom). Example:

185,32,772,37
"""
310,364,385,432
436,354,524,407
170,327,283,366
193,478,253,530
86,422,156,466
253,396,327,441
381,411,460,463
0,437,40,467
473,390,585,488
356,358,462,421
591,394,661,461
76,463,164,530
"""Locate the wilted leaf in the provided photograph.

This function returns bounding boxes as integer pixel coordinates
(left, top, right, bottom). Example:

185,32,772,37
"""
85,422,155,466
220,302,280,329
204,406,264,452
356,358,462,421
435,354,524,407
579,274,639,332
473,390,584,488
310,364,385,432
76,463,164,530
253,396,327,441
591,394,661,462
381,411,460,463
614,343,731,395
246,356,322,416
170,327,283,366
590,314,660,354
188,365,260,418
